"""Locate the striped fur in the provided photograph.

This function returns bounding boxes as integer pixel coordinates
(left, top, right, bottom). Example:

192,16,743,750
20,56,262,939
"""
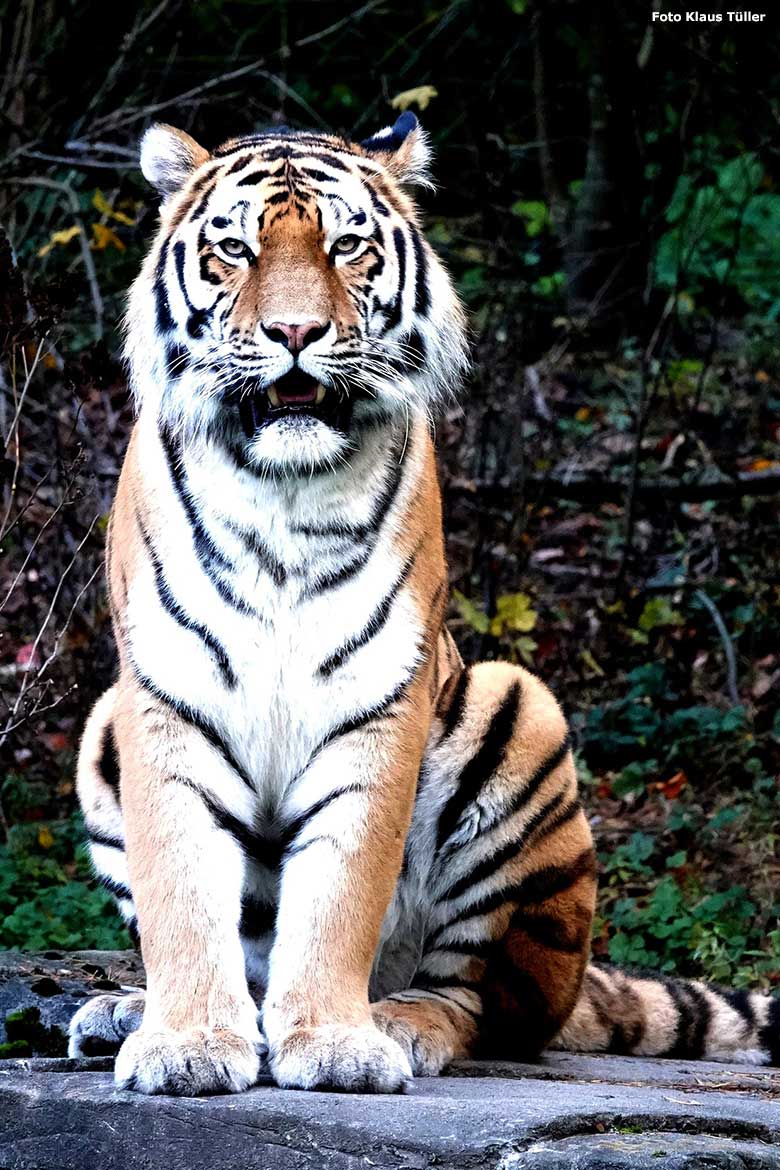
68,116,779,1095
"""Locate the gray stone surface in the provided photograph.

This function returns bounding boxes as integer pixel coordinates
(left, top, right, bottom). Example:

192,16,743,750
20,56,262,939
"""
1,954,779,1167
1,1053,779,1169
0,950,144,1053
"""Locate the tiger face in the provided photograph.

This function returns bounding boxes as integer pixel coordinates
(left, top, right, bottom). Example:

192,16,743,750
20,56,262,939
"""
127,114,468,474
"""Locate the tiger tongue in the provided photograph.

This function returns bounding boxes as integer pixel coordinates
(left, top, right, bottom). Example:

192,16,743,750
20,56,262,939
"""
276,384,318,405
269,366,320,406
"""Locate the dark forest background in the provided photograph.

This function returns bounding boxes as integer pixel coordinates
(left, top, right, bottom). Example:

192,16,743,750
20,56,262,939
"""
1,0,778,992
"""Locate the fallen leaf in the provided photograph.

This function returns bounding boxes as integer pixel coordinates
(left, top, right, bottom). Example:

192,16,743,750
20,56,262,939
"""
653,770,687,800
38,826,55,850
390,85,438,112
37,225,81,257
92,189,136,226
91,223,125,251
15,643,41,671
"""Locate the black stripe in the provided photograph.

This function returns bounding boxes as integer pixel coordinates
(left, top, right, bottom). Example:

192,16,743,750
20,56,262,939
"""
136,511,238,688
224,153,256,174
225,522,287,587
509,910,588,954
307,548,371,596
134,670,254,791
280,783,365,856
436,681,522,851
409,225,430,316
297,167,339,183
315,674,412,756
87,827,123,850
432,848,596,941
723,987,755,1030
509,848,596,910
500,735,572,825
366,182,391,218
438,753,575,904
438,794,558,904
665,979,711,1059
159,426,254,614
530,794,581,843
189,172,221,221
168,775,281,870
159,426,231,571
236,169,272,187
437,667,470,739
240,896,277,938
317,542,420,677
385,227,407,332
172,241,196,311
291,437,407,540
305,151,350,172
98,722,120,794
98,874,132,901
412,973,481,993
153,238,174,333
758,996,780,1066
172,241,210,338
389,989,482,1022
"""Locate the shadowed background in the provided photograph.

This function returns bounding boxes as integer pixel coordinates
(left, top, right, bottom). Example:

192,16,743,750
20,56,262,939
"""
0,0,778,996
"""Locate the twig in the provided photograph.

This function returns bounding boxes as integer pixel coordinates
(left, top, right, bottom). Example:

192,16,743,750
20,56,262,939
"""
293,0,385,49
695,589,740,707
0,514,100,753
448,468,780,506
5,177,103,339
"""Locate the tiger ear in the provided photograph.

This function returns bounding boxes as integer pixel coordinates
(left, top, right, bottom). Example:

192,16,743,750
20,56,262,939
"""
360,112,433,188
139,123,210,196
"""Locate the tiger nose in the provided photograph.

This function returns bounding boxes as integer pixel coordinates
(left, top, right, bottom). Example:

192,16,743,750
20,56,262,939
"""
261,320,329,354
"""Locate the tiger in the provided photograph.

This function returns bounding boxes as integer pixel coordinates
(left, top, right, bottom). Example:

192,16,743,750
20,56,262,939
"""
67,112,780,1096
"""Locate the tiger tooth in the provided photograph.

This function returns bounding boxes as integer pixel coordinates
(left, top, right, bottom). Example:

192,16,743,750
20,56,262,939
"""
268,384,280,407
315,384,326,405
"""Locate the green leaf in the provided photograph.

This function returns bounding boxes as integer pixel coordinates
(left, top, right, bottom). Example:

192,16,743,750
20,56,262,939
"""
492,592,538,635
638,597,684,632
452,591,490,634
510,199,549,238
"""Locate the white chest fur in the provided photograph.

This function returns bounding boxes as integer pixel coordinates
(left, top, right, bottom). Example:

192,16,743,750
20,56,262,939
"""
126,410,426,820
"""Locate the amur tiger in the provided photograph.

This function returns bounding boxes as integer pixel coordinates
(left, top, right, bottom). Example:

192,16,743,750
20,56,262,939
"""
68,112,780,1095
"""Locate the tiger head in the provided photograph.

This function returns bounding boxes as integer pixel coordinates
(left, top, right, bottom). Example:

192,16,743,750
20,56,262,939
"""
127,114,468,474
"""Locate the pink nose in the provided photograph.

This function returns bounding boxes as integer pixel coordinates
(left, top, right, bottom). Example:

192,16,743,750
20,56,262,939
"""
261,320,328,354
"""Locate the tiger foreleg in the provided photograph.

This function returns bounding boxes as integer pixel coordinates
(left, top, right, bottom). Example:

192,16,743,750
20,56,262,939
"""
263,710,428,1093
111,682,262,1095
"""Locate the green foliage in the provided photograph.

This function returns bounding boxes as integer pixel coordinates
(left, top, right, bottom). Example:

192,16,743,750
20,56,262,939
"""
0,1007,66,1058
576,663,748,778
605,872,780,987
596,803,780,987
453,591,538,664
0,810,130,951
511,199,550,238
655,145,780,316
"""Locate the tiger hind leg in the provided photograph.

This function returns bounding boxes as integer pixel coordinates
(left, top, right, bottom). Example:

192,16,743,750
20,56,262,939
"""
372,661,597,1073
68,686,148,1057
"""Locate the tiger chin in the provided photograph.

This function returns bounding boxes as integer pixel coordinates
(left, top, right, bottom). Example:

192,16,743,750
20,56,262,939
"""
68,113,780,1097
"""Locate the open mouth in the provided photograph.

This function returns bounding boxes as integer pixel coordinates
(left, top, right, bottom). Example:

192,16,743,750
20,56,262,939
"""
238,368,344,437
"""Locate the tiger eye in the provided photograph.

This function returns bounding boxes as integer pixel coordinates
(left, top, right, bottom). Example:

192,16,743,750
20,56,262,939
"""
218,238,249,259
331,234,362,257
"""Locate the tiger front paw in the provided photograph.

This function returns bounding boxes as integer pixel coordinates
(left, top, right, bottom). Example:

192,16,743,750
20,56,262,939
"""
115,1025,262,1096
269,1023,411,1093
